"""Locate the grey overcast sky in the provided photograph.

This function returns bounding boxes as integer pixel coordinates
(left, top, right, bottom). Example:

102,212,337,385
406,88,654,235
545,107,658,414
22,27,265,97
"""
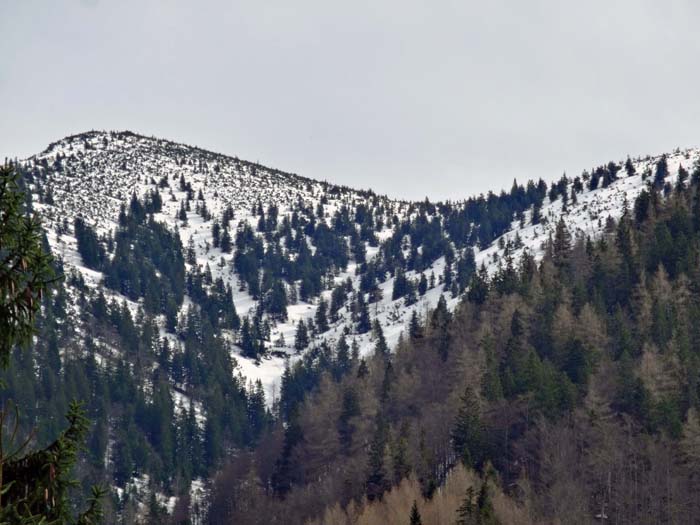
1,1,699,200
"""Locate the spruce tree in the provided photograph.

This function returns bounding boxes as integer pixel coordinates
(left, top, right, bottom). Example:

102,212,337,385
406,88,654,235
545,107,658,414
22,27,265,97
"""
334,335,351,379
409,500,422,525
418,272,428,295
552,217,571,268
373,319,389,356
452,386,484,468
531,202,541,225
315,297,329,332
467,265,489,305
456,476,499,525
654,154,669,189
211,220,221,248
337,387,360,453
365,416,389,501
456,486,476,525
294,319,309,351
356,293,372,334
220,226,232,253
392,422,411,483
409,310,423,339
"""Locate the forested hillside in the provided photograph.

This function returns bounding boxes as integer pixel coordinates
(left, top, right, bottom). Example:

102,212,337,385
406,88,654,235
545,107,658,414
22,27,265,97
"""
4,130,699,522
210,154,700,524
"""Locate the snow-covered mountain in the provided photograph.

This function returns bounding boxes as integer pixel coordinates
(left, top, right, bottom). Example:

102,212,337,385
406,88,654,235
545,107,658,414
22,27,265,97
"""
25,131,700,400
28,131,409,399
17,130,699,514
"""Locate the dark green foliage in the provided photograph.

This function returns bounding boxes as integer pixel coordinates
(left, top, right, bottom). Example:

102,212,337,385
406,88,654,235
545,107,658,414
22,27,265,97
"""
373,319,389,356
220,226,232,253
366,416,390,501
452,387,484,468
211,220,221,248
552,217,571,269
418,272,428,295
329,282,348,322
294,319,310,351
0,165,55,367
467,265,489,305
104,197,185,315
73,217,105,270
409,500,422,525
337,386,360,453
271,413,304,496
431,294,451,360
356,292,372,334
481,340,502,401
392,268,409,301
456,475,499,525
315,297,329,333
654,155,669,189
265,280,288,321
247,380,270,443
0,164,103,523
409,310,423,340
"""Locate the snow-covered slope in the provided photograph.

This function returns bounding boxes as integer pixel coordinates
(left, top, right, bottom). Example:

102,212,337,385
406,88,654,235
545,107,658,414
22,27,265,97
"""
26,131,413,401
477,148,700,272
24,131,700,404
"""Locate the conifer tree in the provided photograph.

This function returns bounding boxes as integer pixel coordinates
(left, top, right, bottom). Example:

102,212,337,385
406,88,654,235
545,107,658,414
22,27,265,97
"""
409,500,422,525
392,268,408,301
373,319,389,356
531,202,542,225
391,422,411,483
211,220,221,248
1,167,55,363
337,386,360,453
266,280,288,320
481,341,503,401
356,292,372,334
315,297,329,332
186,235,196,264
654,154,669,189
294,319,310,351
178,200,188,223
0,165,104,523
409,310,423,339
452,386,484,468
467,265,489,305
552,217,571,269
220,226,232,253
365,415,390,501
357,358,369,378
456,486,476,525
456,475,499,525
431,294,452,360
418,272,428,295
334,335,351,379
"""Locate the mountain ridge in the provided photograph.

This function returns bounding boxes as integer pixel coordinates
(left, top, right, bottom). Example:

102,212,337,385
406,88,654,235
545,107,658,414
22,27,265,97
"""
12,130,700,520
